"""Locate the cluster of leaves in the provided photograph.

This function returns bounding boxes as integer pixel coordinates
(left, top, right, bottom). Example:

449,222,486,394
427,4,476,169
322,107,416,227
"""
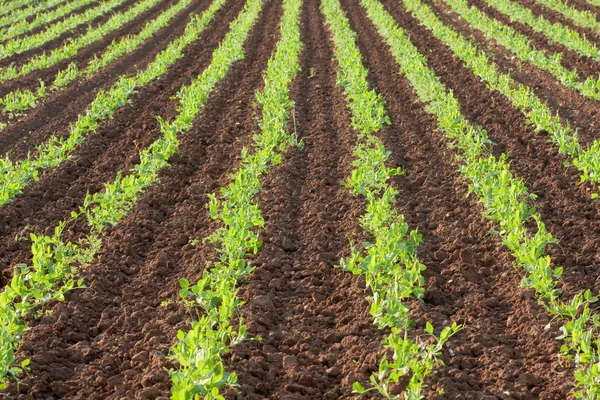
320,0,460,398
0,220,95,389
0,0,226,208
0,81,46,114
364,0,600,395
0,0,96,42
410,0,600,197
0,0,67,30
535,0,600,34
0,0,162,82
0,0,232,386
169,0,302,397
0,0,192,116
0,0,130,61
443,0,600,101
483,0,600,60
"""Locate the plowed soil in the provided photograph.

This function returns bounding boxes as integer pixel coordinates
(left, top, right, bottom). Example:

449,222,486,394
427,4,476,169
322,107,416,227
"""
1,0,599,397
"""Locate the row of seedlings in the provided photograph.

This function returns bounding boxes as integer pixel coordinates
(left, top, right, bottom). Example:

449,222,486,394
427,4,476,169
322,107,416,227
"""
0,0,131,61
0,0,227,207
0,0,234,387
0,0,164,82
534,0,600,34
0,0,193,115
0,0,68,29
321,0,461,396
168,0,302,396
1,0,97,42
0,0,42,19
362,0,600,395
442,0,600,100
404,0,600,199
483,0,600,60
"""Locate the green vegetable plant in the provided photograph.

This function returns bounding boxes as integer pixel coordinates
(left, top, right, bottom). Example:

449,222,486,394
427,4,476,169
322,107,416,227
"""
0,0,227,208
406,0,600,198
321,0,460,397
363,0,600,395
0,81,46,114
442,0,600,101
483,0,600,60
0,0,130,61
168,0,303,397
0,0,192,116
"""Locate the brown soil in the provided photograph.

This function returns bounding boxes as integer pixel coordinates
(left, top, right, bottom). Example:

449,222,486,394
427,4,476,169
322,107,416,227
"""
1,0,599,398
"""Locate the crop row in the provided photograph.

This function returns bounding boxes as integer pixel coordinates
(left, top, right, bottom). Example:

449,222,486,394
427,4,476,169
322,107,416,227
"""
0,0,223,207
0,0,164,83
1,0,96,42
483,0,600,61
320,0,460,396
169,0,303,396
0,0,68,30
0,0,227,388
534,0,600,35
0,0,131,61
442,0,600,101
364,0,600,395
0,0,41,19
406,0,600,199
0,0,192,115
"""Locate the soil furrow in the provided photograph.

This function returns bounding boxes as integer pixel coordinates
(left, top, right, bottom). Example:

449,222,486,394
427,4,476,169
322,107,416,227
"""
468,0,600,79
2,0,282,397
0,0,180,100
225,0,395,397
0,0,140,69
345,0,580,397
0,0,247,286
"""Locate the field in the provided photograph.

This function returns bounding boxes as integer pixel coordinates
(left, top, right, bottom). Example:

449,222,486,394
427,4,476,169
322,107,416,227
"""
1,0,600,398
